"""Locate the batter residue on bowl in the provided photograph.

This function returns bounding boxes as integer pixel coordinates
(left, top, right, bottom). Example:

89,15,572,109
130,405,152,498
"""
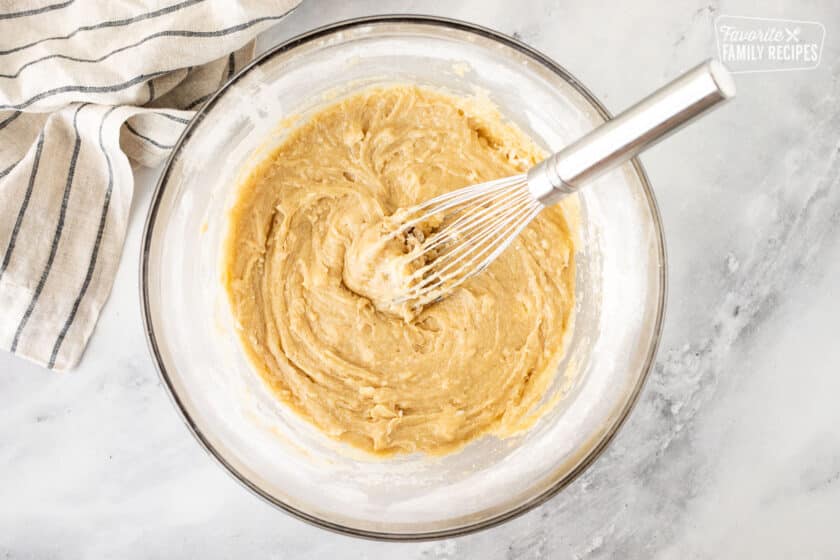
222,85,576,455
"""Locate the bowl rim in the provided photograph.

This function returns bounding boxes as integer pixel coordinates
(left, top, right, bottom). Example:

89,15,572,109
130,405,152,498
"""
140,14,668,542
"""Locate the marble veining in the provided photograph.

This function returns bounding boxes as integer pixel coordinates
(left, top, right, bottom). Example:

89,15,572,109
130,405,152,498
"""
2,0,839,557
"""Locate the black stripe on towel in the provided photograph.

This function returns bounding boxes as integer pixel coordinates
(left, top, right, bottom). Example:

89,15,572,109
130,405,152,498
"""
0,0,74,20
48,106,118,368
0,0,205,55
0,159,21,179
126,121,174,149
184,93,212,110
0,111,21,131
0,134,45,279
10,104,86,353
155,112,190,124
226,52,236,80
0,71,168,111
2,15,284,80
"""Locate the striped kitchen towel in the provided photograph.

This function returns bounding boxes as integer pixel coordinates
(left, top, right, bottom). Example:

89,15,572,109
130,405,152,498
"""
0,0,300,370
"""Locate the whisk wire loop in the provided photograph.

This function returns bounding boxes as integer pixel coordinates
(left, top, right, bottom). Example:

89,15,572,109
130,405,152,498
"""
390,175,542,305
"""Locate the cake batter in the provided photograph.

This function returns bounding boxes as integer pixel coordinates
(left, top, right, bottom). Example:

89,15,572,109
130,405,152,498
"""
223,86,576,455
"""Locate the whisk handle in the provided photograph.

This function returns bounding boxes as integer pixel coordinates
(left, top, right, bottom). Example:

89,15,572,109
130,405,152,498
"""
528,59,735,205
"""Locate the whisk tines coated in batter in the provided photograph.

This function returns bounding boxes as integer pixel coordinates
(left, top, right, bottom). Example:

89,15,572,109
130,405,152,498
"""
388,175,542,307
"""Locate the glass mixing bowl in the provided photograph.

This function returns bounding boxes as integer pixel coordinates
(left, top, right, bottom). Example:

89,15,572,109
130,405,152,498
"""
141,16,666,540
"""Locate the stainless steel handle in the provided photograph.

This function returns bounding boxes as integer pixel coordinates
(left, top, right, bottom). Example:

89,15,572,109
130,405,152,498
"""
527,59,736,205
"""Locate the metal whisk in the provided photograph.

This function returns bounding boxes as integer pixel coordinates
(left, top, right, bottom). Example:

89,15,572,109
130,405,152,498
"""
389,60,736,307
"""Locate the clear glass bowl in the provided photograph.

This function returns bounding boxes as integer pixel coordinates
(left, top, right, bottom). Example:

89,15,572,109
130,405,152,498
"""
141,16,666,540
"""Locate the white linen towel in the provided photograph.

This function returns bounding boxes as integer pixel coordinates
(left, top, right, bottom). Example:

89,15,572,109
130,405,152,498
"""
0,0,300,370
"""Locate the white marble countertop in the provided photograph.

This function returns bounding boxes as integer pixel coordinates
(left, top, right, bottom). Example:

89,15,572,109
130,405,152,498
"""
3,0,839,557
